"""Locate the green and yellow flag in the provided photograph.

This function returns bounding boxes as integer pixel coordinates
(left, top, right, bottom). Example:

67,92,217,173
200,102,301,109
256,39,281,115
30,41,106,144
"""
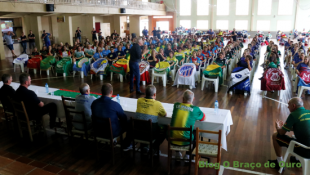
203,64,223,85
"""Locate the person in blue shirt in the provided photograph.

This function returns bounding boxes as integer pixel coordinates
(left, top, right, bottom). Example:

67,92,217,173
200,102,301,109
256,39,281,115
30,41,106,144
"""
142,27,148,37
41,30,51,49
188,51,201,71
124,44,131,55
91,83,132,150
3,31,16,57
116,45,125,59
107,48,118,65
296,56,310,74
144,40,150,46
293,52,305,67
101,45,111,58
151,38,157,45
237,55,253,71
92,47,103,62
121,43,126,51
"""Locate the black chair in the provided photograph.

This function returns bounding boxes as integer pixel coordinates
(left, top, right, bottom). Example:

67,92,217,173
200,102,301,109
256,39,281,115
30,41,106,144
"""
0,97,15,128
61,96,89,140
167,125,193,175
131,117,159,167
9,97,46,142
91,116,123,165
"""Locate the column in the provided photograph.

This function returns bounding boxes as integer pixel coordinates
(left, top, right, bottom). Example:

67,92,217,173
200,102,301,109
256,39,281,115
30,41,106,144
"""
129,15,141,37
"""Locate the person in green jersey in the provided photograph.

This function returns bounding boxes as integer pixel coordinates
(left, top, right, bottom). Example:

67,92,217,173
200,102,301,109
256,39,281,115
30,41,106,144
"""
170,90,205,161
268,97,310,170
84,44,95,58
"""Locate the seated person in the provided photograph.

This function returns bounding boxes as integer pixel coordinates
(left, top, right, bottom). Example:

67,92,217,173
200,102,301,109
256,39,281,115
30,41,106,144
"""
31,47,40,58
15,73,59,129
135,85,167,153
147,50,158,68
164,44,173,57
296,56,310,74
0,74,15,112
166,51,177,69
40,46,49,59
58,46,71,60
73,83,96,130
142,45,151,60
237,55,253,71
268,54,279,69
124,44,131,55
292,51,305,67
170,90,205,161
156,48,166,62
268,98,310,170
84,44,95,58
174,47,185,66
72,46,85,64
91,83,131,150
116,45,125,59
106,48,118,65
101,45,111,58
93,47,103,62
188,51,201,71
214,52,226,69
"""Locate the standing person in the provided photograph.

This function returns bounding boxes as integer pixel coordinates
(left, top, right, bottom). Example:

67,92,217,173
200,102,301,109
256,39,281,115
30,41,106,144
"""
20,32,27,54
152,27,157,38
75,27,82,42
91,28,97,42
28,30,36,54
142,26,148,38
232,28,237,42
157,27,161,39
3,31,16,57
111,30,118,38
129,38,145,95
41,30,52,49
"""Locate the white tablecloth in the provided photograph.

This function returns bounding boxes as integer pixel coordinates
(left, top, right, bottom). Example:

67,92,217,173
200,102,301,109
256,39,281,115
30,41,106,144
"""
1,82,233,151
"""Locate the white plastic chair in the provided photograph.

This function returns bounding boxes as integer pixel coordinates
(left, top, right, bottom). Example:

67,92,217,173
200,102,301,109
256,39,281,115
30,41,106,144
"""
73,58,92,79
91,74,104,80
151,67,168,87
201,76,219,92
170,60,178,81
279,140,310,175
14,63,25,73
297,85,310,98
13,54,29,73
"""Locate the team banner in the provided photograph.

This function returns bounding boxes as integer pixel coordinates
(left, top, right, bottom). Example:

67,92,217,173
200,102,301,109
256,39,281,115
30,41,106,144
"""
139,61,150,83
228,67,250,92
299,71,310,84
13,54,29,67
203,64,223,85
90,58,108,75
27,55,42,69
72,57,90,76
154,62,170,74
40,56,55,70
261,68,285,91
56,57,72,75
173,63,196,88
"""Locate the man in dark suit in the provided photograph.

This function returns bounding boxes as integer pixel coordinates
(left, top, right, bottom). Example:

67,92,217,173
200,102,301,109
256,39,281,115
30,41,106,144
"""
0,74,15,112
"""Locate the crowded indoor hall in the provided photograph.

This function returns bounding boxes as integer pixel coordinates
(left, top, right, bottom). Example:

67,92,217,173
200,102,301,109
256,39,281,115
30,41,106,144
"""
0,0,310,174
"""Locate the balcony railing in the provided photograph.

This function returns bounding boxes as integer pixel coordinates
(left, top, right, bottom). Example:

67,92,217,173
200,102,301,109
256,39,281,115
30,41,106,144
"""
0,0,166,11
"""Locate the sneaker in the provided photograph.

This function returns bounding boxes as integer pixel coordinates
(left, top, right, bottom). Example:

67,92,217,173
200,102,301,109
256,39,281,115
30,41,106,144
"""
123,144,133,151
267,159,281,170
183,154,190,163
175,152,182,161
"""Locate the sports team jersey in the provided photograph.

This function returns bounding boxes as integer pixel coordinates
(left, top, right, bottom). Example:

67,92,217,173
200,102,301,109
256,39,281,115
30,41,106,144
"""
202,51,211,58
166,56,177,64
226,52,232,60
116,50,125,57
135,98,166,123
74,51,84,58
174,52,185,62
93,52,103,60
156,46,163,52
84,49,95,56
124,49,130,55
193,45,201,51
142,51,151,60
170,102,205,145
215,58,226,66
101,50,111,57
197,55,205,61
282,107,310,147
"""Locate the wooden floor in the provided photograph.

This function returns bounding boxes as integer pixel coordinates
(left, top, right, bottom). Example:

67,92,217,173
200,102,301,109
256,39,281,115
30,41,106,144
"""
0,40,307,175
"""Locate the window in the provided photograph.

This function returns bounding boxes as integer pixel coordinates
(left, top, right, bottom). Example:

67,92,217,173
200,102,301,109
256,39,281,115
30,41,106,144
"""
197,0,209,15
217,0,229,16
277,20,292,31
180,0,191,16
257,0,272,15
236,0,249,15
197,20,208,29
278,0,293,15
153,16,173,18
235,20,248,30
257,20,270,31
216,20,229,30
180,20,191,29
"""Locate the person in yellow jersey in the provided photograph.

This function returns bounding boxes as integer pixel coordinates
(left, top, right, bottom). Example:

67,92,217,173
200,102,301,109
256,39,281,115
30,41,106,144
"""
135,85,167,154
174,47,185,66
170,90,205,162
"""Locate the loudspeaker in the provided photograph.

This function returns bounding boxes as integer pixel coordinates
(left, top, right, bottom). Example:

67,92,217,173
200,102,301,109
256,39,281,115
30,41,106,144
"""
120,8,126,13
132,33,136,38
46,4,54,12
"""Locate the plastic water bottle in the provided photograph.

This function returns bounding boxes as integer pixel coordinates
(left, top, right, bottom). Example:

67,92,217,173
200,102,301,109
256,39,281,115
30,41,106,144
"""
117,94,120,104
214,100,219,114
45,83,49,93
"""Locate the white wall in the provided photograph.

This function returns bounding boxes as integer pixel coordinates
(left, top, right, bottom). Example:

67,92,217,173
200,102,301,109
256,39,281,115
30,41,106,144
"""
176,0,298,32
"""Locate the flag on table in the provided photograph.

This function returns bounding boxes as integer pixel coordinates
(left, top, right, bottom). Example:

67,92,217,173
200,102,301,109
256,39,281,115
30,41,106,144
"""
203,64,223,85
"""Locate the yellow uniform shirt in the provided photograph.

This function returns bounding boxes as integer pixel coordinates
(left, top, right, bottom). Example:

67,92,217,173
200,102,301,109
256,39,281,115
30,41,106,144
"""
135,98,167,123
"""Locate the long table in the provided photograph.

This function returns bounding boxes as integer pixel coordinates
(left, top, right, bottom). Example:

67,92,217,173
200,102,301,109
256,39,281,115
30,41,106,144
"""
1,82,233,151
